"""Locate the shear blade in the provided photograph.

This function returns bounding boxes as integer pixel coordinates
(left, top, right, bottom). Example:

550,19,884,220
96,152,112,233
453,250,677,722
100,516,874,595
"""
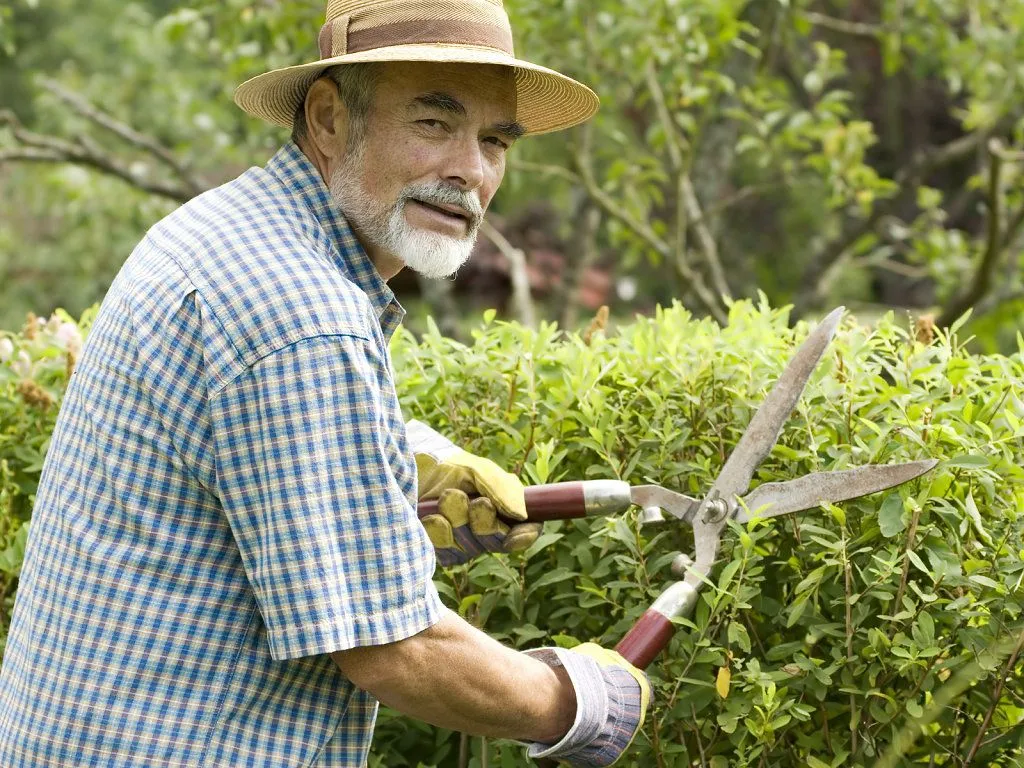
734,459,939,522
703,307,844,506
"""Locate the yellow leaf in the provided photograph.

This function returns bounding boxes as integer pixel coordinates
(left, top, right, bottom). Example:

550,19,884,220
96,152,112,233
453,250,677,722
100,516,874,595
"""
716,666,731,699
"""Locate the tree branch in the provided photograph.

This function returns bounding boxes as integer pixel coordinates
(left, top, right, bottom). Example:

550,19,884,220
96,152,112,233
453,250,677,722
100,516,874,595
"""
973,288,1024,320
692,184,771,225
479,218,536,328
988,144,1024,163
569,145,728,325
643,59,687,169
0,109,195,202
0,147,67,164
37,77,205,196
998,200,1024,253
681,178,732,300
797,11,886,39
560,200,601,330
644,60,733,303
508,159,580,184
557,122,601,330
795,129,990,317
937,139,1007,328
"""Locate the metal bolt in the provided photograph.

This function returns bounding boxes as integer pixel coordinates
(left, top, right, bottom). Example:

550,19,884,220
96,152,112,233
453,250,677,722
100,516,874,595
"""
671,553,694,578
701,497,730,524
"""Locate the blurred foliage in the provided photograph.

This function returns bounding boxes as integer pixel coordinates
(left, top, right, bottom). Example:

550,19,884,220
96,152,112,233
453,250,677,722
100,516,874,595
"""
1,0,1023,348
0,306,94,658
1,301,1022,765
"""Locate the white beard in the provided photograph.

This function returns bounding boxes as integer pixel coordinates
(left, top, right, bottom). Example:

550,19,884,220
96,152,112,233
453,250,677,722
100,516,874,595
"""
328,149,482,280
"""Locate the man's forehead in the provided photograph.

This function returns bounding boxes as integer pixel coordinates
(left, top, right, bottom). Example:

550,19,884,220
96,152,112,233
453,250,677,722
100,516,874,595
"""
377,61,518,118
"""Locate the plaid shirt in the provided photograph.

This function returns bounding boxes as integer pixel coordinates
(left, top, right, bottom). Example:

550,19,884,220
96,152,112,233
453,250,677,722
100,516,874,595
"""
0,142,444,767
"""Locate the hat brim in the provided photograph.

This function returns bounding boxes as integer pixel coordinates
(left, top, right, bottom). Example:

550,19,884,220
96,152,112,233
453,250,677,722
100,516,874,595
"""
234,44,599,136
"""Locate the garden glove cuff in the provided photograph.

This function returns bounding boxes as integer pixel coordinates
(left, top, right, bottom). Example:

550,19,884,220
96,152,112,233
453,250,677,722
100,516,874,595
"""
523,643,651,767
407,420,540,565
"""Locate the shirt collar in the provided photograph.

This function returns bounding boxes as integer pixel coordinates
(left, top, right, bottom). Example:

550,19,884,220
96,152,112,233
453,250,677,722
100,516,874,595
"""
264,141,405,337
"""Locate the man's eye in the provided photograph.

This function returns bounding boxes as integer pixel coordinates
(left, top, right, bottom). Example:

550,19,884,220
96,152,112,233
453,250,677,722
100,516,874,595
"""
484,136,510,150
418,119,446,130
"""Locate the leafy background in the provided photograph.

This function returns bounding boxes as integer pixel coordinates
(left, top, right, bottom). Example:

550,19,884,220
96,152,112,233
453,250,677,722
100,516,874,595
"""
2,0,1024,346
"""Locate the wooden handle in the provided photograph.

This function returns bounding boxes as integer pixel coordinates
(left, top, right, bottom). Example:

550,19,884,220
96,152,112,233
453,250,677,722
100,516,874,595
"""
614,609,677,669
416,480,632,523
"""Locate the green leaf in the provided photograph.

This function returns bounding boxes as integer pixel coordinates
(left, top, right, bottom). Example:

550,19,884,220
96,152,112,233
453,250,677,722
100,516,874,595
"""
457,594,482,617
878,494,906,538
0,522,28,576
926,547,963,581
968,574,1000,589
963,491,994,547
511,624,548,643
907,550,930,576
787,593,810,627
525,567,576,599
521,532,563,560
728,620,752,653
944,455,990,469
551,633,581,649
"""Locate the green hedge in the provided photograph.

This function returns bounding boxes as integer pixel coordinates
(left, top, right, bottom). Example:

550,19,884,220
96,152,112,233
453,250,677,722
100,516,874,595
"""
1,301,1022,767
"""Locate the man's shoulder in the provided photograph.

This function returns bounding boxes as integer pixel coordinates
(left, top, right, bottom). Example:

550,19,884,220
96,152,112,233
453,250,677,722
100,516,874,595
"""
141,165,376,383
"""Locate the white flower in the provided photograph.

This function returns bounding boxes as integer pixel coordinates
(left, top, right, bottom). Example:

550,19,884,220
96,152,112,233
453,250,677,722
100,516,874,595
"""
12,350,31,378
192,113,215,131
45,314,61,334
56,322,83,351
0,338,13,363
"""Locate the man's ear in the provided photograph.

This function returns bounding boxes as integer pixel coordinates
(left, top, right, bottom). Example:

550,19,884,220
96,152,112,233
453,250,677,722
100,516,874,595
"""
305,77,351,162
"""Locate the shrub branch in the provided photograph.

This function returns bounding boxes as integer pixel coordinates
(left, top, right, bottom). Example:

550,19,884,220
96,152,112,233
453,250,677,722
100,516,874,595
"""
963,627,1024,765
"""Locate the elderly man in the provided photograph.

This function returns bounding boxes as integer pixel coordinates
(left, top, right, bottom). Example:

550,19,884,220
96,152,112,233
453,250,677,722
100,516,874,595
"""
0,1,649,766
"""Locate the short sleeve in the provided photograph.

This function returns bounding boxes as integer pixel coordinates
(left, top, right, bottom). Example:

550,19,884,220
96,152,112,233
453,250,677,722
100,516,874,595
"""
210,333,444,661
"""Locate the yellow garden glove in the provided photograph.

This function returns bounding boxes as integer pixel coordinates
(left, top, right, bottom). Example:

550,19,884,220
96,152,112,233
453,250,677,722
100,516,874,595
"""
407,420,541,565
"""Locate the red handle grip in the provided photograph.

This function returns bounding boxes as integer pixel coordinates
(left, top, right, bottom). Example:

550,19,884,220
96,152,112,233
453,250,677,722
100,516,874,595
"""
614,609,677,669
417,480,633,523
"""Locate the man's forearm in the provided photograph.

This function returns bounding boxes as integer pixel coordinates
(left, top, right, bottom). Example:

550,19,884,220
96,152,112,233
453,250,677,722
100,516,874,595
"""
331,609,576,743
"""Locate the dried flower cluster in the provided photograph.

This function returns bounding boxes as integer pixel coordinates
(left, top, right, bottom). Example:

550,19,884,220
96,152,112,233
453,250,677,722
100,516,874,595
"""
16,380,53,410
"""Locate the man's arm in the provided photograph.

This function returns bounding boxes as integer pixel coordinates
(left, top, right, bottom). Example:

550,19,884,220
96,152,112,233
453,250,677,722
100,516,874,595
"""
332,608,575,743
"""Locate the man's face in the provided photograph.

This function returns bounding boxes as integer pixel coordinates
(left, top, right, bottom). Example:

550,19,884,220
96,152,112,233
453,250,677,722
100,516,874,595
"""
328,61,522,279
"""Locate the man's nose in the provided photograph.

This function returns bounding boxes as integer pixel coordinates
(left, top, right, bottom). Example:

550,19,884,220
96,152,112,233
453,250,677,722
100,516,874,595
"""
442,136,486,191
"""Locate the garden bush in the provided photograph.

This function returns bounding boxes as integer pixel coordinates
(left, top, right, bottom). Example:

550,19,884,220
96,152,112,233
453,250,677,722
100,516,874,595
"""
1,300,1022,767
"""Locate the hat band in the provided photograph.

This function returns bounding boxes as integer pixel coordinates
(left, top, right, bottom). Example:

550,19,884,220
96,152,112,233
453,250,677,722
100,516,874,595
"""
318,17,514,59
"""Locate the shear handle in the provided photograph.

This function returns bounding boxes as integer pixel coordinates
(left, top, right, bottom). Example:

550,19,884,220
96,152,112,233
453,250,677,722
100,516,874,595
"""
416,480,633,523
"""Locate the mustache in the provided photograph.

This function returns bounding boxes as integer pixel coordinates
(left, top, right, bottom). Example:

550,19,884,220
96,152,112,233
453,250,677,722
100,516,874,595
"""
400,181,483,229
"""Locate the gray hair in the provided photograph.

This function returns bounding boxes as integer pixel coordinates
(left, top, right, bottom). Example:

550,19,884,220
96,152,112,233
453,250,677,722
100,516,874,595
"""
291,62,381,146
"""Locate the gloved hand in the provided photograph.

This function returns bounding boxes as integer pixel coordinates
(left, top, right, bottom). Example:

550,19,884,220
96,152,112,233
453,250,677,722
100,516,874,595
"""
524,643,651,767
407,420,542,566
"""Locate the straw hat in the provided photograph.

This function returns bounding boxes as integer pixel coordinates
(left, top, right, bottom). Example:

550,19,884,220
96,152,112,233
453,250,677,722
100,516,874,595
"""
234,0,599,136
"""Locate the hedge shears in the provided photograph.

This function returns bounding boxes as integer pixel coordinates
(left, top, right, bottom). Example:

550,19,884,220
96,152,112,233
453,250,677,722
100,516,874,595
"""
417,305,936,684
